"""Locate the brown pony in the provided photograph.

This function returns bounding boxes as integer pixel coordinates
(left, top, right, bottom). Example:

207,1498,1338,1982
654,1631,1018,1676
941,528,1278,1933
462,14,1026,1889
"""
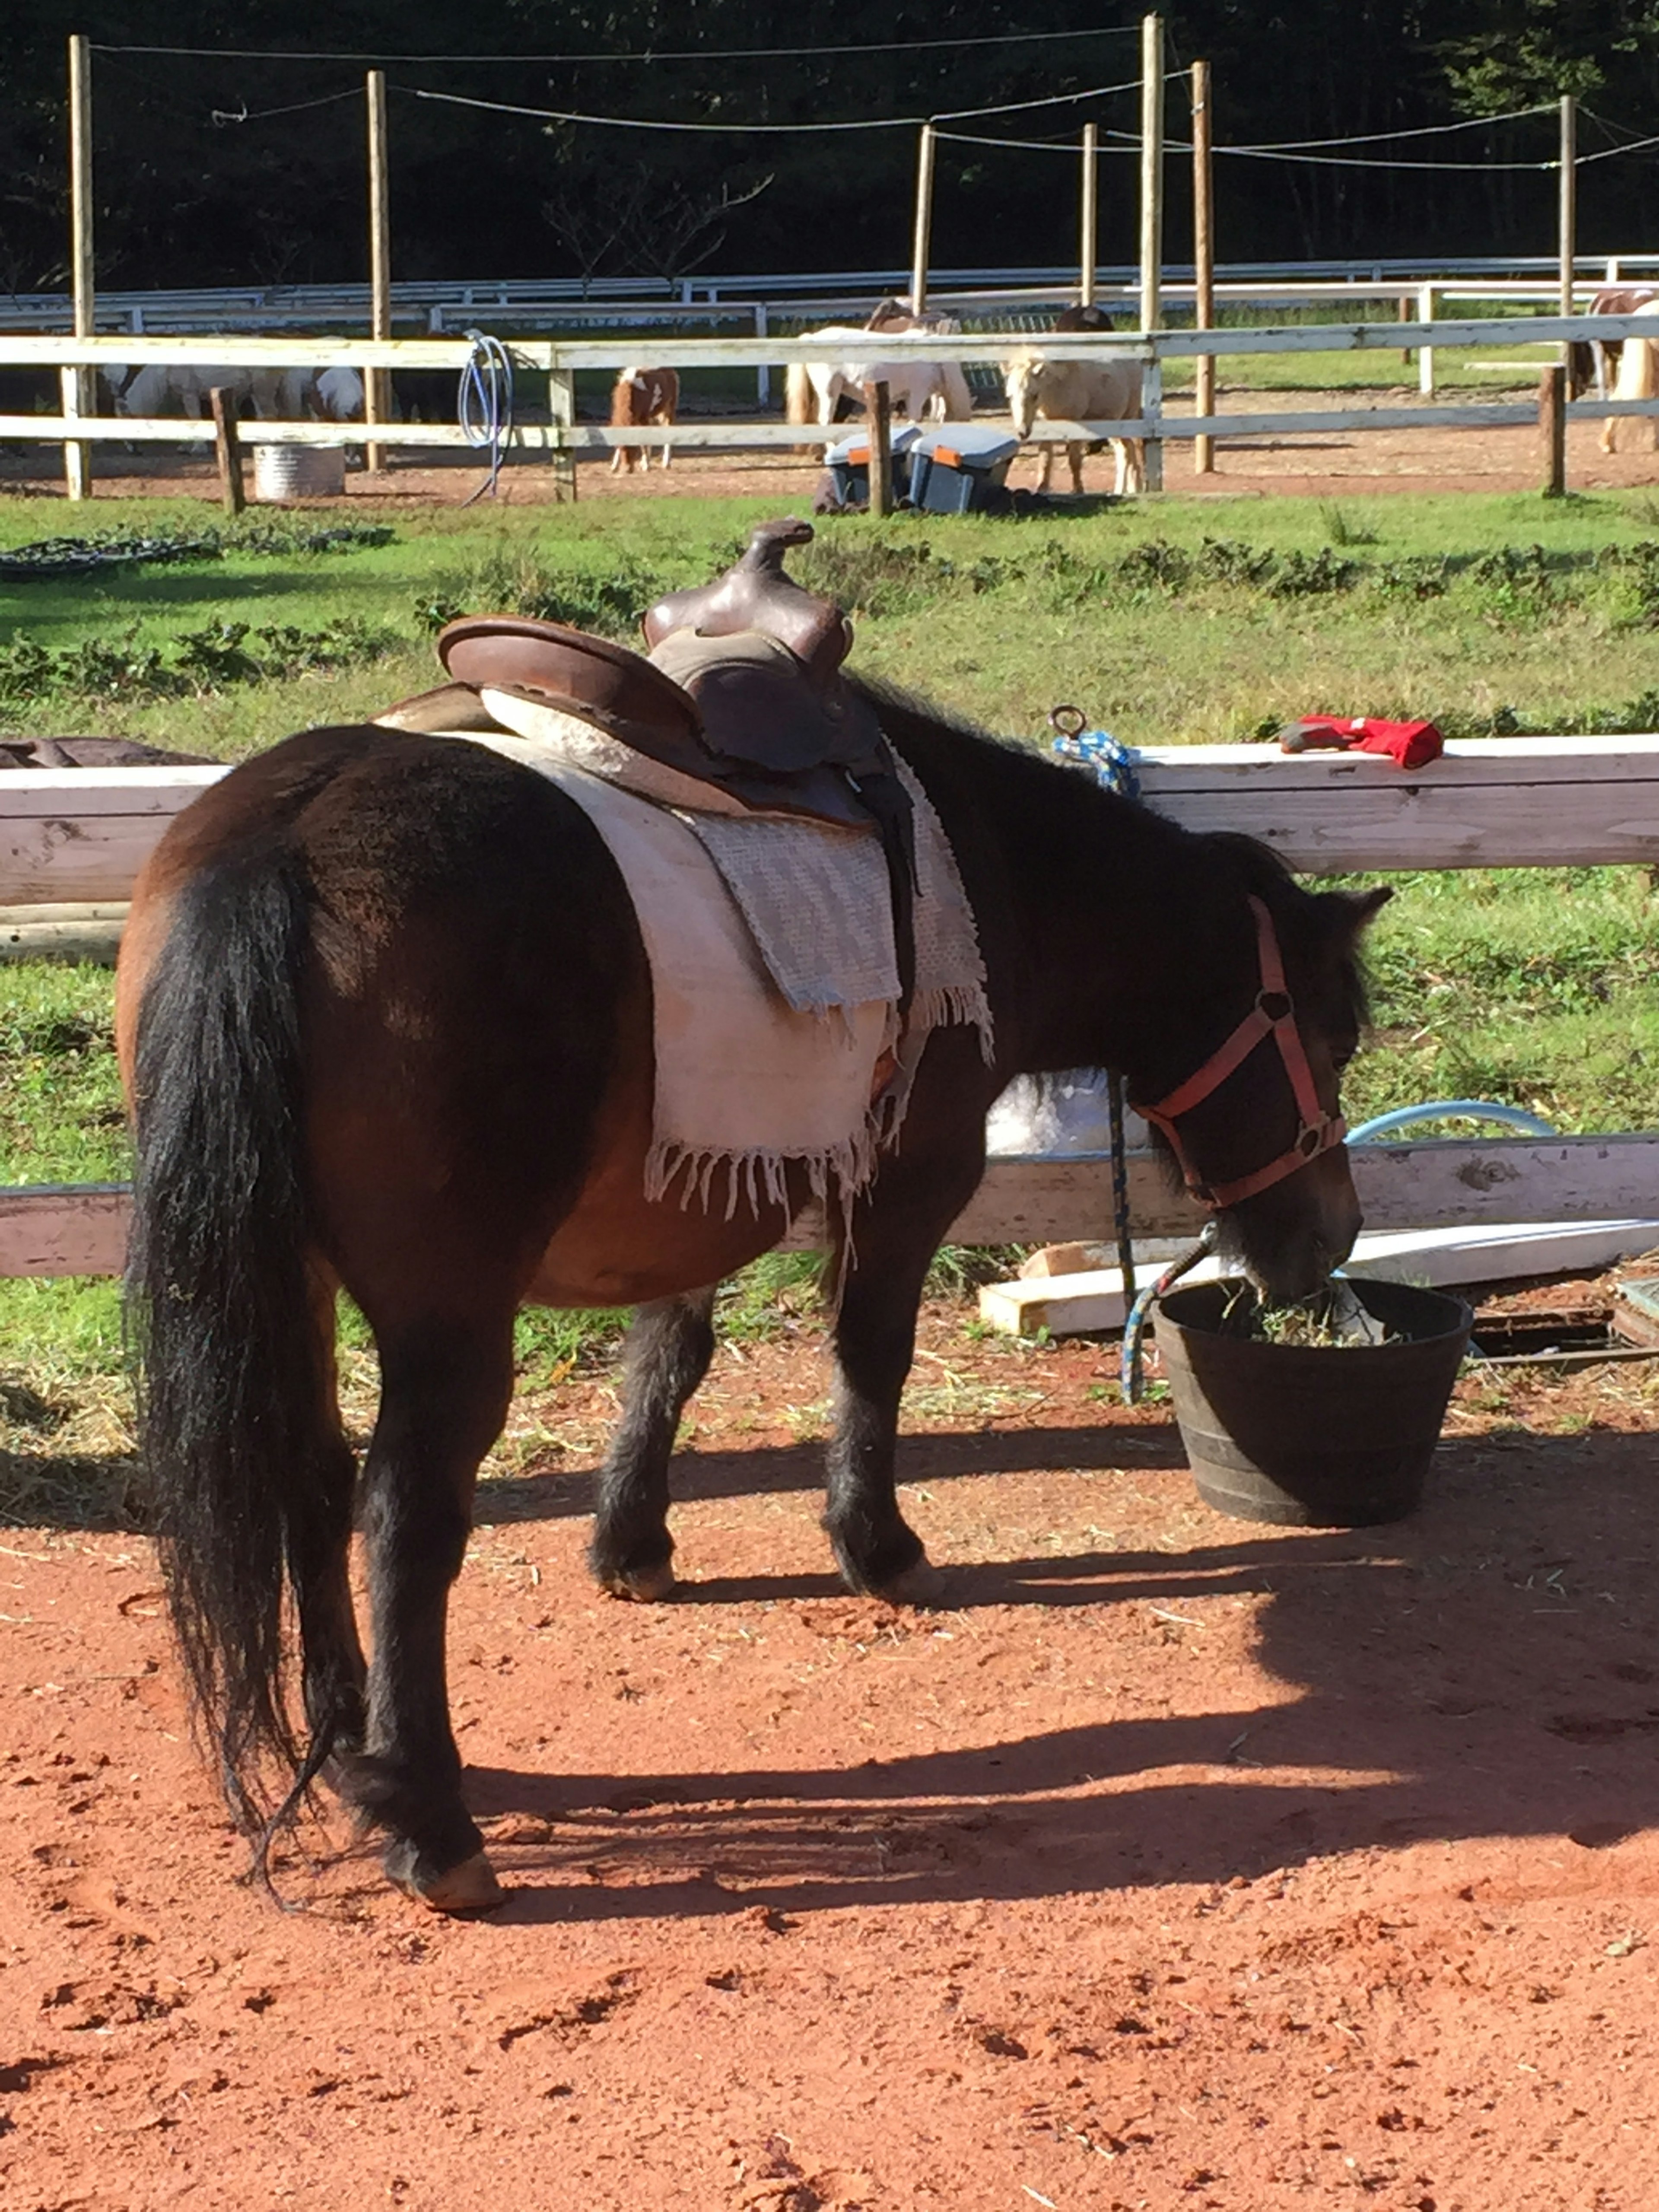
609,364,679,472
118,683,1386,1911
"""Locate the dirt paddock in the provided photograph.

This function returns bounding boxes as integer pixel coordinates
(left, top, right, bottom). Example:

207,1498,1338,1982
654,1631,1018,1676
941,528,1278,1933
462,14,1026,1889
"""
3,1292,1658,2212
6,391,1659,505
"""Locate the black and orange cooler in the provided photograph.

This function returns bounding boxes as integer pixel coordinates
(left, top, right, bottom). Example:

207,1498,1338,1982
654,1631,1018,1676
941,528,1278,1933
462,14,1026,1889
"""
907,425,1021,513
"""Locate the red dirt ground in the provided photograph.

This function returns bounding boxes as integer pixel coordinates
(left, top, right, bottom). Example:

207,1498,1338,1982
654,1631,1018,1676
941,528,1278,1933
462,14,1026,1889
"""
4,1290,1658,2212
7,387,1659,504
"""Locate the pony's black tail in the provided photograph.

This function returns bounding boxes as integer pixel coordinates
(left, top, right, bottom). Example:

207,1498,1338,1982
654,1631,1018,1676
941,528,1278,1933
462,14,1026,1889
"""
127,836,336,1834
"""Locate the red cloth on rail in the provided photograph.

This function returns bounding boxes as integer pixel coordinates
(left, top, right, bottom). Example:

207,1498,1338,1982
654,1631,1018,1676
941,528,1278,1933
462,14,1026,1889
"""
1278,716,1445,769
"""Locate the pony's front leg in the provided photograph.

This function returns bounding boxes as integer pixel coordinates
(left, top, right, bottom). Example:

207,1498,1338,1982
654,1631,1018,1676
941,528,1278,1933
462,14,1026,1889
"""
823,1104,988,1603
1035,442,1055,493
342,1318,515,1912
1068,439,1085,494
589,1288,718,1600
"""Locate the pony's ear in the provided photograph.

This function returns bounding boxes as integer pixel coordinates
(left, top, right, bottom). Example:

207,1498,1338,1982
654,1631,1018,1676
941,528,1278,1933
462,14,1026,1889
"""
1334,884,1392,932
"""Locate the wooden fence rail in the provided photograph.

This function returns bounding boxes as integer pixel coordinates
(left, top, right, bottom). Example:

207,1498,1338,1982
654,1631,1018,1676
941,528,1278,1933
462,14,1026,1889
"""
3,737,1657,1275
6,313,1659,479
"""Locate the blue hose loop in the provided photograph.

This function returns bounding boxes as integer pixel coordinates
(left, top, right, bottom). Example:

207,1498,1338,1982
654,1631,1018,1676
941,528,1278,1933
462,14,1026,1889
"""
1121,1220,1219,1405
1049,705,1142,801
1348,1099,1559,1143
458,330,515,504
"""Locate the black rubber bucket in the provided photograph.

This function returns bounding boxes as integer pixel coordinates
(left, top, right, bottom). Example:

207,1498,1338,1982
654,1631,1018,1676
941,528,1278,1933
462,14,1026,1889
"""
1153,1277,1473,1527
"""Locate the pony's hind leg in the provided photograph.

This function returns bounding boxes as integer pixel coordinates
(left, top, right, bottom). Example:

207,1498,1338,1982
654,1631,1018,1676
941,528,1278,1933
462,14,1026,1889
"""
589,1287,718,1601
335,1311,517,1911
292,1271,368,1774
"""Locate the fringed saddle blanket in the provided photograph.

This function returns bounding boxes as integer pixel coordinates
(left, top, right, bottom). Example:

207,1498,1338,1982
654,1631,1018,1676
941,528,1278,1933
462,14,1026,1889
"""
444,699,992,1227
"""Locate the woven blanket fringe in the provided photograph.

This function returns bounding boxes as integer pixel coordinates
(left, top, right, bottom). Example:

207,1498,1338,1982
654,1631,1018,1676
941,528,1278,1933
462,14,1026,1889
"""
645,1122,882,1230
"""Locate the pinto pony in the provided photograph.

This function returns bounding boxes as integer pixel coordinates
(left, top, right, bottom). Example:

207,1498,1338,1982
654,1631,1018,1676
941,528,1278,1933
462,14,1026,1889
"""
1004,349,1146,495
1601,299,1659,454
609,365,679,472
120,675,1386,1911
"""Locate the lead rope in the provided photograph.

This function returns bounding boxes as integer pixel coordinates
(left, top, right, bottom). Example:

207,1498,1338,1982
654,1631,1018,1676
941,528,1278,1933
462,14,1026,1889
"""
458,330,514,505
1107,1068,1137,1307
1121,1220,1219,1405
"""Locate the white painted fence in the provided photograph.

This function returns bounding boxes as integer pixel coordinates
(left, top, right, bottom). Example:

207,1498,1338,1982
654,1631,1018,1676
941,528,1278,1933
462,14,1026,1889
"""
4,310,1659,483
3,738,1658,1274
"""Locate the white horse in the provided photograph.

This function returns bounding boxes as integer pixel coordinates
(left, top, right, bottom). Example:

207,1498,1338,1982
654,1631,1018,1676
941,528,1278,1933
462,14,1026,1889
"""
1004,349,1146,495
109,364,285,420
785,324,975,437
1602,299,1659,454
276,366,367,422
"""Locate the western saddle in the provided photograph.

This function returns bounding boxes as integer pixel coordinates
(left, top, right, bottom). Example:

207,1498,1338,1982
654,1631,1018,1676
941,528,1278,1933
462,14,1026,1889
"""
385,517,920,1004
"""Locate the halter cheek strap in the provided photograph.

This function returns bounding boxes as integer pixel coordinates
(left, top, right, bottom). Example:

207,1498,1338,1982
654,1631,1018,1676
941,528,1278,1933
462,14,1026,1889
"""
1132,896,1345,1211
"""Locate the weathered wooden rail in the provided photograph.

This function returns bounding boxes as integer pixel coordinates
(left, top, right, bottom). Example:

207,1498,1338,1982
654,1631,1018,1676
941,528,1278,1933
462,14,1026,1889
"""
4,735,1657,1274
5,311,1659,482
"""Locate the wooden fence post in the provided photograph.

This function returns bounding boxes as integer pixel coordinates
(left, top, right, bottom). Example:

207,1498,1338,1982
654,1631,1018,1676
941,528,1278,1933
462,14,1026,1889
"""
1538,362,1567,496
1191,60,1214,475
209,388,246,516
909,126,936,318
1559,95,1577,324
65,34,94,501
868,381,893,517
1139,13,1165,490
547,366,577,502
365,70,391,474
1079,124,1098,309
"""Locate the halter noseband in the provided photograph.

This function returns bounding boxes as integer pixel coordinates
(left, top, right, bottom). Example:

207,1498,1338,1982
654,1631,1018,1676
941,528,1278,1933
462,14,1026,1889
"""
1132,895,1345,1211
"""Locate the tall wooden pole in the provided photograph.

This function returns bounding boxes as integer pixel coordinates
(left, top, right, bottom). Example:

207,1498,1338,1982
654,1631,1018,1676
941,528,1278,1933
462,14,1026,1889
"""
366,70,391,474
1079,123,1098,308
1558,95,1577,328
909,124,936,317
1191,60,1214,475
64,34,94,500
1138,13,1165,489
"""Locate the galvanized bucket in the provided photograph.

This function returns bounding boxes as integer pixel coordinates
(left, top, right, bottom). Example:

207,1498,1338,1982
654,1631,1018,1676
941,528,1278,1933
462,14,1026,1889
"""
252,444,346,500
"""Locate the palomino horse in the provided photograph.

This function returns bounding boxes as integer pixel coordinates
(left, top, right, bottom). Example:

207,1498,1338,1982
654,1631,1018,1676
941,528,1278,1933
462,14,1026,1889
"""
1004,348,1145,495
120,620,1386,1912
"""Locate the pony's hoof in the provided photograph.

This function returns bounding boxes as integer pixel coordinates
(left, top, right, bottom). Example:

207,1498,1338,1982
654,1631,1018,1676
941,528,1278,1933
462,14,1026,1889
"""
388,1846,505,1915
603,1561,678,1603
874,1556,950,1609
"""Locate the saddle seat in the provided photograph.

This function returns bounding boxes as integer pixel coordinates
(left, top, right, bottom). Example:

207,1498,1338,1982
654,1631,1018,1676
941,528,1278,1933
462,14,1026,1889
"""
410,516,920,1005
433,517,901,838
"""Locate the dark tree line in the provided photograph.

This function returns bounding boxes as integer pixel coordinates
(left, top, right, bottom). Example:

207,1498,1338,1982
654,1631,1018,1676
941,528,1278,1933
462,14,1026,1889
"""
6,1,1659,296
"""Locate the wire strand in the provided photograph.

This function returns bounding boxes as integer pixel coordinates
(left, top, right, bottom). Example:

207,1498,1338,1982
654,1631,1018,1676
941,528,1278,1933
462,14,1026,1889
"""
91,27,1141,64
211,87,364,127
1221,102,1552,151
402,77,1149,137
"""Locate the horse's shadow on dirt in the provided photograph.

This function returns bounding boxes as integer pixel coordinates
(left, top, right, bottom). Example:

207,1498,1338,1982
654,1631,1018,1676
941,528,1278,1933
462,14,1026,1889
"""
463,1425,1659,1922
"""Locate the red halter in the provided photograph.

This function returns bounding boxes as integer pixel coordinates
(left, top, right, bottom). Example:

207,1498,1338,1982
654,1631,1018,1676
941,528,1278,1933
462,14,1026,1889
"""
1132,896,1345,1211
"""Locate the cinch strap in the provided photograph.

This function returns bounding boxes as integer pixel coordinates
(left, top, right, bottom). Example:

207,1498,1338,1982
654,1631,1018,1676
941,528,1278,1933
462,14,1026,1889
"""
1133,896,1344,1211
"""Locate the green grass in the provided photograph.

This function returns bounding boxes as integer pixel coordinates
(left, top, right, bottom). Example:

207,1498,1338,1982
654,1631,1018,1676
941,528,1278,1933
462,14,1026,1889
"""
10,487,1659,754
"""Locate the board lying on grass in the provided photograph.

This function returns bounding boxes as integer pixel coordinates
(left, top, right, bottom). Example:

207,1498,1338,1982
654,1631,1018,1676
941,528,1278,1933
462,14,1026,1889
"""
978,1218,1659,1338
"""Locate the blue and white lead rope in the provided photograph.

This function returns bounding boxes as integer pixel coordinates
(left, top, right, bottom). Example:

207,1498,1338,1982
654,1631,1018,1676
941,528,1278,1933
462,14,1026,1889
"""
1050,721,1142,802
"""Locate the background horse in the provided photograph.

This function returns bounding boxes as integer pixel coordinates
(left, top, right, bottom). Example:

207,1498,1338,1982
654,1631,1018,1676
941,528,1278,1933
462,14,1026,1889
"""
1004,348,1146,494
275,366,368,422
110,364,285,420
1602,298,1659,453
120,683,1384,1911
785,325,975,434
1567,286,1658,405
609,364,680,473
